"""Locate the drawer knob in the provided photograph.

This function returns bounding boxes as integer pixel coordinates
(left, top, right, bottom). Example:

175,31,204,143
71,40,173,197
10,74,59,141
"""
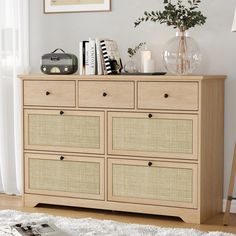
148,114,153,118
164,93,169,98
60,156,64,161
60,111,64,115
103,92,107,97
148,162,153,167
46,91,50,96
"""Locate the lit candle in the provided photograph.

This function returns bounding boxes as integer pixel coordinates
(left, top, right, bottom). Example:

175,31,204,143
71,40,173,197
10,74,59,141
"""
141,50,152,72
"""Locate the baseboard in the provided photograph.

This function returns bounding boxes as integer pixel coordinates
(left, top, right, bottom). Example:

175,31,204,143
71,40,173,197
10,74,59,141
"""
223,199,236,213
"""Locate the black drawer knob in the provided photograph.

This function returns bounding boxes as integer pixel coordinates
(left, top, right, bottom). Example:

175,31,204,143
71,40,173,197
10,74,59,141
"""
164,93,169,98
60,111,64,115
46,91,50,96
103,92,107,97
148,114,153,118
148,162,153,167
60,156,64,161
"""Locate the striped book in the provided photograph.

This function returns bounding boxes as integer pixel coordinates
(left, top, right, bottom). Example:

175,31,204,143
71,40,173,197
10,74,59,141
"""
100,40,112,75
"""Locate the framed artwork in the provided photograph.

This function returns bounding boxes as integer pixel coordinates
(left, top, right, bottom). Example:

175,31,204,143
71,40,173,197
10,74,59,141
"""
44,0,111,13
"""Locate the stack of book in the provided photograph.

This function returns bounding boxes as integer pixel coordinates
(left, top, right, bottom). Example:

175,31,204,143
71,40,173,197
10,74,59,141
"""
79,38,122,75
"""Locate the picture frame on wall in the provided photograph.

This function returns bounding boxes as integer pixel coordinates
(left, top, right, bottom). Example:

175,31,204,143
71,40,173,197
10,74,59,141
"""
44,0,111,13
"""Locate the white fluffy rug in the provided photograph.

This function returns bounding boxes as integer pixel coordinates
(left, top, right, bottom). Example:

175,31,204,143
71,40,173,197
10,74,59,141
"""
0,210,234,236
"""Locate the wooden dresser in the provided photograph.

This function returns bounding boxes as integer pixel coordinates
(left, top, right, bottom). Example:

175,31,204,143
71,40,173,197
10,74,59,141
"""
20,74,226,224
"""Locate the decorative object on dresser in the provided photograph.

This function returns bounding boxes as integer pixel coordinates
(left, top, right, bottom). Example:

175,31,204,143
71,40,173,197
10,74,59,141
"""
41,48,78,75
20,74,226,224
44,0,111,13
135,0,207,75
79,38,122,75
124,42,146,73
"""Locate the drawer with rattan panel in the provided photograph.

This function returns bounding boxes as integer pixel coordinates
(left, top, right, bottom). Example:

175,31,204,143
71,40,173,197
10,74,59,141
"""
108,158,198,209
25,153,105,200
108,112,198,160
24,109,105,154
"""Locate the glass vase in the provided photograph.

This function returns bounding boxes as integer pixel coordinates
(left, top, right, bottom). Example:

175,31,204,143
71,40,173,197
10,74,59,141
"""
124,58,138,73
162,31,201,75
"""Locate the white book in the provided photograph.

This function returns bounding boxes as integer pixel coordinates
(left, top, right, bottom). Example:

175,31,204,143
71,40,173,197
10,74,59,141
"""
95,38,103,75
79,41,84,75
88,38,96,75
85,42,90,75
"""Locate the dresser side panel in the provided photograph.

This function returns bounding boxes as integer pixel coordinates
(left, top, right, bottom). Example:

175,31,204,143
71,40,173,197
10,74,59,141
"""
200,78,225,222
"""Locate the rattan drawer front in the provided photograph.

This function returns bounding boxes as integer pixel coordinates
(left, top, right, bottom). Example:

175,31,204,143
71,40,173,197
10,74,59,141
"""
108,112,198,160
25,153,104,200
138,82,198,110
24,80,76,107
108,159,197,208
24,110,104,154
78,81,135,108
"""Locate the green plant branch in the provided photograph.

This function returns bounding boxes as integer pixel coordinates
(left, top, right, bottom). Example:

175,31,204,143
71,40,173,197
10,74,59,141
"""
127,42,146,58
134,0,206,31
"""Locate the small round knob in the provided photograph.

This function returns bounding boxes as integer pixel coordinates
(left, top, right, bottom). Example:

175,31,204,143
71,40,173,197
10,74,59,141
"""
46,91,50,96
148,114,153,118
60,156,64,161
148,162,153,167
60,111,64,115
103,92,107,97
164,93,169,98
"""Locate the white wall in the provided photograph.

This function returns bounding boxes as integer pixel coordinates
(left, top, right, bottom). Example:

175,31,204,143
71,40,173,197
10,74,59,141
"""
29,0,236,199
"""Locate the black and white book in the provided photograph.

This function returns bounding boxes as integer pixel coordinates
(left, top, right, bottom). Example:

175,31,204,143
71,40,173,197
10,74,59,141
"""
79,40,88,75
100,40,122,75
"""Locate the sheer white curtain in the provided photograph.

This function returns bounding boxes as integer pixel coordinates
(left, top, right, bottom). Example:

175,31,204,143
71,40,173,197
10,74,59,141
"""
0,0,29,194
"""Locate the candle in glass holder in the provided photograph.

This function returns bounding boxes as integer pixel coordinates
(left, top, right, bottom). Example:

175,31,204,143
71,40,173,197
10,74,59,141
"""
144,59,155,73
141,50,151,72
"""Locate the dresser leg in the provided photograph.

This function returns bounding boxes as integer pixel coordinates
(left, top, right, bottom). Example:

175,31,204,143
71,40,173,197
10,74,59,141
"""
180,215,201,224
23,198,39,208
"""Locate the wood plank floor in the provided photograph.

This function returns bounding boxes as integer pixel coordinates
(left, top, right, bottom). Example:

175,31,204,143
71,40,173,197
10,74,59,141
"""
0,194,235,234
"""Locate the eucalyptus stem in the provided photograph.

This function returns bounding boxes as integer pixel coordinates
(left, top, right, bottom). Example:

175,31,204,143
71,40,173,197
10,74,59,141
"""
134,0,206,31
127,42,146,58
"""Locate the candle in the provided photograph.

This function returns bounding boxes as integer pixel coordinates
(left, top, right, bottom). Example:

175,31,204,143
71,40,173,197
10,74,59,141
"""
143,59,155,73
141,50,152,72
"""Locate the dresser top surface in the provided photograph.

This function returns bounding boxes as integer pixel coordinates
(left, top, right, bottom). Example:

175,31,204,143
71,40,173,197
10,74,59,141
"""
19,74,226,81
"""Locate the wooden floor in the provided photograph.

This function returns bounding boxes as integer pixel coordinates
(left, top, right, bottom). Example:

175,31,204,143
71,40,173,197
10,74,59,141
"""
0,194,236,234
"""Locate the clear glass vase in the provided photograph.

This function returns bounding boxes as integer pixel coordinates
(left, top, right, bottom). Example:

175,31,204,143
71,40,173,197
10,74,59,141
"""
124,58,139,73
162,31,201,75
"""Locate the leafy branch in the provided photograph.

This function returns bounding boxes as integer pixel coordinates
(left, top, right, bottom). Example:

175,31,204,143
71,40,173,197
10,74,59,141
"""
127,42,146,58
134,0,206,32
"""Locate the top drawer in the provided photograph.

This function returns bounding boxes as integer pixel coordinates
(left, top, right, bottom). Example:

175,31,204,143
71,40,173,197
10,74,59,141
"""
138,82,199,111
78,81,135,109
24,80,76,107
